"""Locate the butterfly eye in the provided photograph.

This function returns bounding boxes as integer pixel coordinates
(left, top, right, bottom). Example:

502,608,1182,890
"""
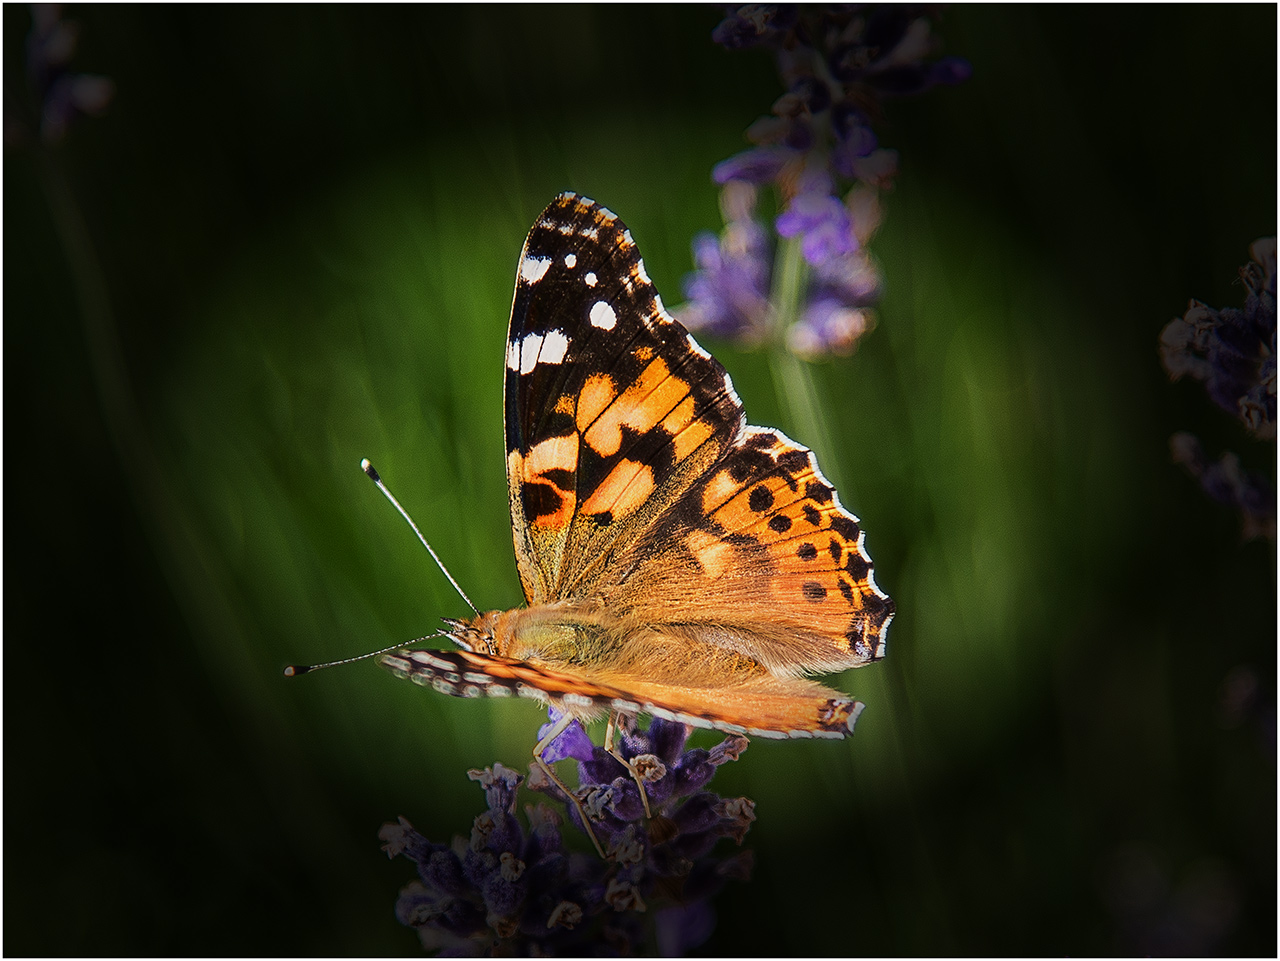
440,613,502,656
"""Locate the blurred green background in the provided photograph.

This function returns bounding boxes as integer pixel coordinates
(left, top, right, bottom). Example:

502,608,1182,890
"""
5,5,1275,956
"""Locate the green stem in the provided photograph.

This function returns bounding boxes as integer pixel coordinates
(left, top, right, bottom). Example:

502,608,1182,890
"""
766,235,843,488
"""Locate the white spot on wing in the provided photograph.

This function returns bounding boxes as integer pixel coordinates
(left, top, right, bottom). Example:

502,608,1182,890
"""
519,333,543,374
518,329,570,374
635,258,651,284
410,651,456,671
589,301,617,330
506,338,521,371
564,253,577,268
540,328,569,364
520,256,552,284
584,272,598,287
687,333,711,359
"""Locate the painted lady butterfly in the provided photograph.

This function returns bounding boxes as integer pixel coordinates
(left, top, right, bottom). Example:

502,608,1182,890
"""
379,193,893,847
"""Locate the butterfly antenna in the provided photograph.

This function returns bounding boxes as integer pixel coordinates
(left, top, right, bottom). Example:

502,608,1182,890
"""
285,632,447,677
360,458,481,616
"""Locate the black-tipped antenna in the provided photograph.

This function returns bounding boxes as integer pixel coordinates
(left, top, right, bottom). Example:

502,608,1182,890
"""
284,632,447,677
284,642,407,677
360,458,480,616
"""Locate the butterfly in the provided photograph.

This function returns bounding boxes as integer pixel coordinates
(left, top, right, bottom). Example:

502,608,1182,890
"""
379,192,893,852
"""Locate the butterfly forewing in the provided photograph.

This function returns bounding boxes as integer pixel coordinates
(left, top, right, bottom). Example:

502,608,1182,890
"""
505,193,745,604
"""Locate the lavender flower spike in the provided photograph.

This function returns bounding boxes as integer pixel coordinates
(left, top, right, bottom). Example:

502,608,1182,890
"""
1160,238,1276,540
382,713,755,954
679,5,968,358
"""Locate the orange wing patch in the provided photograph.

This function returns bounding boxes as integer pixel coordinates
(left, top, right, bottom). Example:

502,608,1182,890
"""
580,458,654,519
509,440,577,530
576,374,618,440
581,355,691,459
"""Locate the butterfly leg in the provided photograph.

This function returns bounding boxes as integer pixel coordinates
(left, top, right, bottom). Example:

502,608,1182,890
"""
604,712,653,819
532,712,606,859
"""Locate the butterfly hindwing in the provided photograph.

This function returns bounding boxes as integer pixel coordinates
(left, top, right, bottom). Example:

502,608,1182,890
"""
606,426,894,675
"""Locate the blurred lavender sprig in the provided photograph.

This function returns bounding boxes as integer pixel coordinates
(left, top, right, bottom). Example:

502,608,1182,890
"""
381,713,754,955
1160,239,1277,440
1159,238,1276,539
6,4,114,148
678,5,969,359
1169,433,1275,541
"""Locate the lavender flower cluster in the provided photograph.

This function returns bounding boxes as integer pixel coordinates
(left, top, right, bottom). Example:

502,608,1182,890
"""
6,5,114,148
1159,238,1276,539
678,5,969,358
1160,238,1277,440
380,713,755,955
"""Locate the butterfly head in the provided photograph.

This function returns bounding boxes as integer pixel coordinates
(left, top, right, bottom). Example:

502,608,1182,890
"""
441,612,501,655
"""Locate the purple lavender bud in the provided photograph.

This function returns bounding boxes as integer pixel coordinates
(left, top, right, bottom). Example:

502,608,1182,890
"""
776,187,858,266
467,763,522,813
790,74,832,113
713,145,795,185
461,846,498,889
538,709,595,763
677,215,774,342
707,734,749,765
670,791,723,836
846,146,899,187
481,869,525,918
422,849,468,897
578,745,625,786
712,4,799,49
667,748,717,798
644,717,692,762
392,881,437,928
604,779,649,822
1170,433,1276,540
14,6,113,146
378,815,440,863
